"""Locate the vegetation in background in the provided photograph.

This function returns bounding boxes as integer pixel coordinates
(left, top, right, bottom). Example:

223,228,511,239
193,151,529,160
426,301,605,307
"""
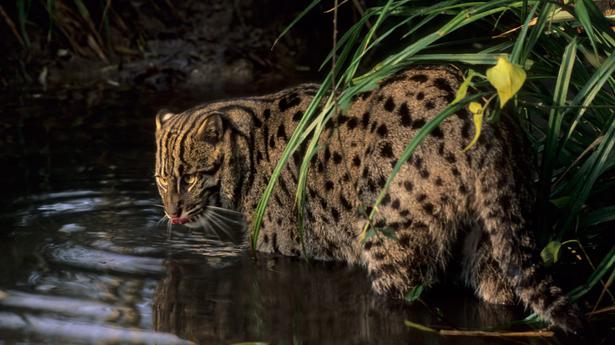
1,0,144,59
0,0,168,86
252,0,615,331
1,0,328,90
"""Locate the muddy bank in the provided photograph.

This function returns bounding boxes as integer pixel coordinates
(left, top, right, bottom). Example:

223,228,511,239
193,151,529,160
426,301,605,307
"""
0,0,354,93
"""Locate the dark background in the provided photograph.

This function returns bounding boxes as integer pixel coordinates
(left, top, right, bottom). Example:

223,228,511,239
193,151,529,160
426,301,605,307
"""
0,0,364,200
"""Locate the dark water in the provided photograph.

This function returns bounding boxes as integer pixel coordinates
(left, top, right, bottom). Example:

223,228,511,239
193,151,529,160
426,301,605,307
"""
0,90,562,345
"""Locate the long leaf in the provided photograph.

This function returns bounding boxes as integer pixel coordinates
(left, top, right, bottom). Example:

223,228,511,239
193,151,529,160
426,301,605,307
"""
272,0,321,49
570,245,615,301
564,52,615,142
581,206,615,228
558,116,615,238
17,0,31,47
537,37,577,233
250,73,333,250
510,2,539,64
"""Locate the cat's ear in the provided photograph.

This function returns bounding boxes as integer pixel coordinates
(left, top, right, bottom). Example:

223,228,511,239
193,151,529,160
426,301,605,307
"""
196,112,224,143
155,109,175,132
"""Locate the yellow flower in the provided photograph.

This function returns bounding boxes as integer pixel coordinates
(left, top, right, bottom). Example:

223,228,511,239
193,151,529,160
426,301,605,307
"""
486,56,527,108
468,101,483,114
463,102,485,152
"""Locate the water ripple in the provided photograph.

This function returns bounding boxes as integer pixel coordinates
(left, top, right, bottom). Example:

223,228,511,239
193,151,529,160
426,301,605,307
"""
0,290,135,323
46,244,165,276
0,311,193,345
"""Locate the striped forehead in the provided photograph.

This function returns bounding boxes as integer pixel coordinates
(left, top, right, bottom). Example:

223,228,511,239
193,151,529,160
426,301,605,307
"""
156,113,204,177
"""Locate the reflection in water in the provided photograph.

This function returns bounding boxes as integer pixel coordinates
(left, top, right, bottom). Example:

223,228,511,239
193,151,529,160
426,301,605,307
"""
153,255,535,345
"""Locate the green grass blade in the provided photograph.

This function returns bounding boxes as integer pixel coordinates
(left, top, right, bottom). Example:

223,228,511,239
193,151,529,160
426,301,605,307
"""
537,37,577,232
574,0,600,54
293,28,360,255
558,112,615,238
46,0,55,42
73,0,93,22
272,0,321,49
570,245,615,301
581,206,615,228
250,73,332,250
17,0,31,47
406,53,500,65
519,2,559,64
295,98,334,252
341,0,396,85
479,41,514,54
378,1,527,68
509,2,539,64
318,17,365,71
564,51,615,142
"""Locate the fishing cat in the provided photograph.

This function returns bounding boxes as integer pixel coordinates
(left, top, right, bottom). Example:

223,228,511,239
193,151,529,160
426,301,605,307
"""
154,66,581,332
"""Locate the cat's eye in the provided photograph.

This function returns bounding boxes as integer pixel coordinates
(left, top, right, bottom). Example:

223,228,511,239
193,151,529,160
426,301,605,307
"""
156,176,168,190
183,174,198,185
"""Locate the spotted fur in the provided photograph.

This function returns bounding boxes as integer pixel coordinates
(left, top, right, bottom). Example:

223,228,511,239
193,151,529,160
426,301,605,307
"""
155,66,581,332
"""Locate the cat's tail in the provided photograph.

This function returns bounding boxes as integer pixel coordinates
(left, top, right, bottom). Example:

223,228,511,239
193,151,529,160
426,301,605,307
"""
475,191,583,333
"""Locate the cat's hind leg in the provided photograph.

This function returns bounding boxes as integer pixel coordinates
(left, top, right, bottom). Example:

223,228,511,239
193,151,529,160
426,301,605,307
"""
460,224,516,305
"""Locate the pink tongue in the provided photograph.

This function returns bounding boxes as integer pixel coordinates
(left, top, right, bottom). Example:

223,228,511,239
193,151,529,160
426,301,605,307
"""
171,217,189,225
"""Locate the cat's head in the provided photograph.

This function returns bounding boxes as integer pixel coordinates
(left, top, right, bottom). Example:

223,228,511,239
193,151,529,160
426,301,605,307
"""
155,109,241,228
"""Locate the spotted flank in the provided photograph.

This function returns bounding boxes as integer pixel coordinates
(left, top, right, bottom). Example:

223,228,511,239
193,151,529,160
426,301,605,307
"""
155,66,581,333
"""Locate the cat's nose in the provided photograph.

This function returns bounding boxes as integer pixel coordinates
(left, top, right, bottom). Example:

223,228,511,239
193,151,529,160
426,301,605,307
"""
165,199,181,217
168,204,190,224
170,206,182,218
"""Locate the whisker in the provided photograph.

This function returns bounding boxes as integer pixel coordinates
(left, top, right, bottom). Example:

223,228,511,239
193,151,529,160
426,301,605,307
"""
204,212,233,239
186,207,203,217
166,219,173,240
206,205,242,215
156,215,167,225
201,214,222,241
208,211,238,230
204,212,227,233
208,210,245,225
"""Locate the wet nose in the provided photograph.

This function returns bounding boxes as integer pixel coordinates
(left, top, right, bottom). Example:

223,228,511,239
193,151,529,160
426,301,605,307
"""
170,206,182,218
169,205,188,224
167,201,182,218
